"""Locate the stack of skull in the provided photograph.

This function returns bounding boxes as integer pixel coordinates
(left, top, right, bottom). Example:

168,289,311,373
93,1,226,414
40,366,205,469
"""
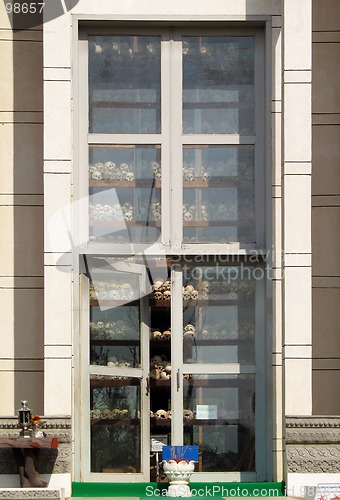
90,280,135,301
89,201,134,222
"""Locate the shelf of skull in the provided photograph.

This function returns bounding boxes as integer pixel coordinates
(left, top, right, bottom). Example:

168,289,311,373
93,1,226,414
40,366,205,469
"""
149,278,172,453
182,145,254,244
88,144,162,243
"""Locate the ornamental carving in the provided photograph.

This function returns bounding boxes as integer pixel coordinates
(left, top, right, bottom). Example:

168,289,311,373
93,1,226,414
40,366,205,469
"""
0,491,60,499
286,417,340,473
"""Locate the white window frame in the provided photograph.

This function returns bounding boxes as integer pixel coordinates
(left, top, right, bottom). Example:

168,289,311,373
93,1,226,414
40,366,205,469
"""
74,21,270,483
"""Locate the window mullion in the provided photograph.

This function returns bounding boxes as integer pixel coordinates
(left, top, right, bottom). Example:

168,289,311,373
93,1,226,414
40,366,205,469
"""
169,32,184,251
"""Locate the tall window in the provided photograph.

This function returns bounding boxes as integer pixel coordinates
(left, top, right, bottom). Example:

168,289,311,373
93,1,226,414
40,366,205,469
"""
78,26,267,482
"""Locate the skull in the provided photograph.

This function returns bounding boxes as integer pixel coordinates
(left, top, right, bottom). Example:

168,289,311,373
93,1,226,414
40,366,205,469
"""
152,330,163,340
163,280,171,291
191,290,198,300
153,291,163,301
125,171,135,181
124,210,133,221
152,280,164,291
163,290,171,301
91,170,102,181
150,367,161,379
162,330,171,340
183,290,191,301
160,370,170,380
155,409,168,419
184,324,196,333
109,289,120,300
94,43,103,54
151,355,163,366
183,409,194,419
162,361,171,373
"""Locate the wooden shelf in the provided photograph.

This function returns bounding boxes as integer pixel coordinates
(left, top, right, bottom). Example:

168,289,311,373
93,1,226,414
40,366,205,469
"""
90,299,139,306
182,378,252,388
89,179,251,189
90,101,158,109
91,339,140,346
183,179,252,188
183,220,252,227
89,220,160,227
182,418,237,426
183,337,254,345
149,298,171,308
182,298,254,306
90,378,140,388
150,379,171,387
90,180,161,188
91,418,140,426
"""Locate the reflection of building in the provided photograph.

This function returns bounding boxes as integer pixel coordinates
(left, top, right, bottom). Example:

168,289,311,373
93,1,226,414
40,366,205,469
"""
0,1,340,498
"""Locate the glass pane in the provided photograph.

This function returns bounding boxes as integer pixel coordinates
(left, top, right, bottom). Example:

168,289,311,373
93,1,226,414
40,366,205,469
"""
183,37,254,134
89,145,161,244
89,36,161,134
90,375,141,472
89,266,141,368
183,265,255,364
183,374,255,472
149,271,172,481
183,146,254,243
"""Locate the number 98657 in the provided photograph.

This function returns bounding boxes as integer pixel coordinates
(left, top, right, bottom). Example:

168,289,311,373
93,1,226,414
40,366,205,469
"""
5,2,45,14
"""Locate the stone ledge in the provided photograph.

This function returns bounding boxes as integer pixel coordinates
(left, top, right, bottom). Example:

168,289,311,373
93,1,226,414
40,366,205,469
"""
0,488,64,499
286,416,340,473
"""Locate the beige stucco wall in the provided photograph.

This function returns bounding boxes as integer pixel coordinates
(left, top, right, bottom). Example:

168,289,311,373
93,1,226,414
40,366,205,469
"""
0,7,44,415
312,0,340,414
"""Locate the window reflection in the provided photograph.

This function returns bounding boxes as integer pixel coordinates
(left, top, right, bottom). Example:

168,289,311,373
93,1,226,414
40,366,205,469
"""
183,145,255,243
183,37,254,134
90,375,141,473
183,265,255,364
183,374,255,472
89,36,161,134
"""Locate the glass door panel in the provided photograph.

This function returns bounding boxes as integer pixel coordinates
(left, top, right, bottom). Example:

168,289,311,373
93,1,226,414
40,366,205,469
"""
183,374,255,472
90,303,140,368
149,273,172,481
182,265,255,364
182,36,254,134
89,145,162,244
89,35,161,134
183,146,255,244
90,375,141,473
86,257,150,479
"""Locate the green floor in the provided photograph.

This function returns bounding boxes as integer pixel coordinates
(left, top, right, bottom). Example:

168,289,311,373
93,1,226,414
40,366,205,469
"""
71,481,286,498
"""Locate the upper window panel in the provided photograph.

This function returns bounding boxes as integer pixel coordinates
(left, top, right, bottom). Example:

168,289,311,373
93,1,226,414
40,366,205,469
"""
182,37,254,134
89,35,161,134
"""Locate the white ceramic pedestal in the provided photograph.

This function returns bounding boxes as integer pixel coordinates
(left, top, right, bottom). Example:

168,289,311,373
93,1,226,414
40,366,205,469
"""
162,460,195,497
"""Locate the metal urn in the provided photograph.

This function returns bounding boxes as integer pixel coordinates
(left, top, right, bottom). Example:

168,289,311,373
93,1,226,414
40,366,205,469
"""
18,400,32,437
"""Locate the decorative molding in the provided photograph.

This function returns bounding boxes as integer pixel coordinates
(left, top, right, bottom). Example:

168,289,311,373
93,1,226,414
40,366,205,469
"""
286,416,340,429
286,417,340,473
0,490,61,499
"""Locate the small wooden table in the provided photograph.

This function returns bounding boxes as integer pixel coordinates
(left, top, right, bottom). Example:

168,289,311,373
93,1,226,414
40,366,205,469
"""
0,437,58,449
0,437,58,488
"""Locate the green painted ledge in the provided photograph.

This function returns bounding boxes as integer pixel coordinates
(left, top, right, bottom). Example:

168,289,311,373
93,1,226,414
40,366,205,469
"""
72,481,286,498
